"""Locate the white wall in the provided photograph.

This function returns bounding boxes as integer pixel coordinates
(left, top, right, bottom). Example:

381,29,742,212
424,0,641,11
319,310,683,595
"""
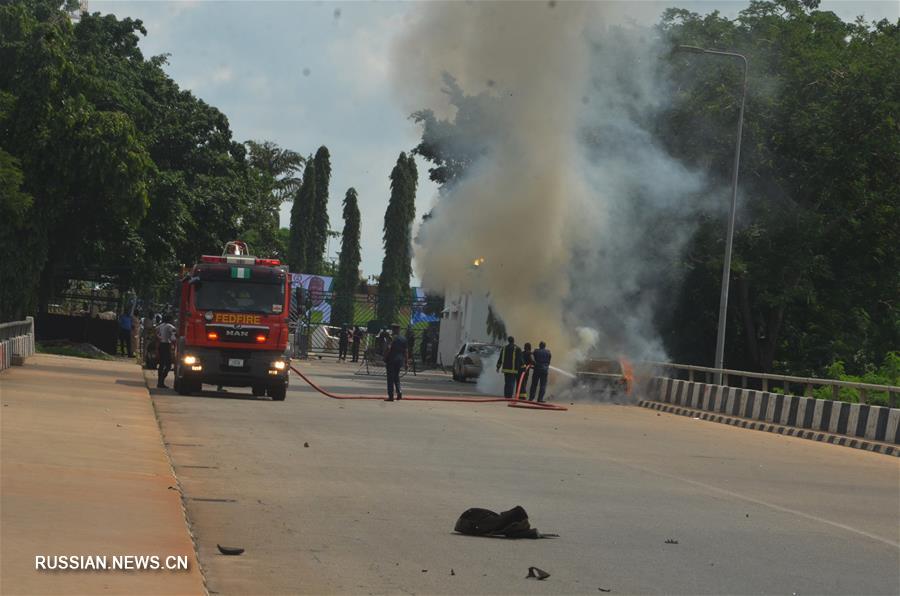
438,288,494,366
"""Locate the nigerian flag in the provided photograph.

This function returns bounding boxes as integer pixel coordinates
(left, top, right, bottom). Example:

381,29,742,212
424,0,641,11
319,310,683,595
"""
231,267,250,279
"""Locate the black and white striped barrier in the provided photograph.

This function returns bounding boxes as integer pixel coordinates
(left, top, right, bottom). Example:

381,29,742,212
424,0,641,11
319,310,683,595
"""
645,377,900,447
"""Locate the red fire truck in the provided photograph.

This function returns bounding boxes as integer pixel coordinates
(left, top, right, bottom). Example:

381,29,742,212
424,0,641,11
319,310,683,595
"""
172,241,291,400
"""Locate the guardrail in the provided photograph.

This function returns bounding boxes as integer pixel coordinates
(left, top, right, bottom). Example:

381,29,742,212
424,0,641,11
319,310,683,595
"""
581,359,898,407
0,317,36,372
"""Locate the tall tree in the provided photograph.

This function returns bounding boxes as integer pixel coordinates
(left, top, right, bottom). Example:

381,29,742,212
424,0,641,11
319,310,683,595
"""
306,145,331,274
331,188,362,326
377,152,418,323
241,140,303,257
288,156,316,273
657,1,899,375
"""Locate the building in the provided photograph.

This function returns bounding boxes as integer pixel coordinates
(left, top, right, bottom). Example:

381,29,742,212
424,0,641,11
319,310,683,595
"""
437,287,494,367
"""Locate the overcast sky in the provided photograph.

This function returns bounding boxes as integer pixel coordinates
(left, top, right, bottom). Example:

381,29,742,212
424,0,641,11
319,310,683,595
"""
93,0,899,282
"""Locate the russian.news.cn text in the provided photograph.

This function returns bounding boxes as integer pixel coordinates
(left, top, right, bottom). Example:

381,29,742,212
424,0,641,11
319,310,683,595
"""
35,555,189,571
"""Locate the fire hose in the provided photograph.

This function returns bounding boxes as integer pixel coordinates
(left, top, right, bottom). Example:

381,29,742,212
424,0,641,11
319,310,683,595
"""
289,364,567,411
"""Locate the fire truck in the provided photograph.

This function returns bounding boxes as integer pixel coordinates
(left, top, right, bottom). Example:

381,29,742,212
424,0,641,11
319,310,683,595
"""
172,241,291,400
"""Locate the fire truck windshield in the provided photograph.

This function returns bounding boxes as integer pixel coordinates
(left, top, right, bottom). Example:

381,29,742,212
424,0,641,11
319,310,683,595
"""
195,281,285,314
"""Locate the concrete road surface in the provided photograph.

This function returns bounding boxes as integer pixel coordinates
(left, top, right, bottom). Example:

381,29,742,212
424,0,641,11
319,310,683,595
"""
151,359,900,595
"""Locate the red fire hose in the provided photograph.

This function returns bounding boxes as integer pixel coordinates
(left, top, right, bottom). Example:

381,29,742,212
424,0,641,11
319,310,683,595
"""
289,364,567,410
509,364,567,411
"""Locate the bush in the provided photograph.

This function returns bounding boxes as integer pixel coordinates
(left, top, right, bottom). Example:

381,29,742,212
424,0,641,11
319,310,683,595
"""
811,352,899,406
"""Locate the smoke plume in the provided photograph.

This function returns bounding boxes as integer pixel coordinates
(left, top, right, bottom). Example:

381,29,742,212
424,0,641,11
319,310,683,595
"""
394,3,709,369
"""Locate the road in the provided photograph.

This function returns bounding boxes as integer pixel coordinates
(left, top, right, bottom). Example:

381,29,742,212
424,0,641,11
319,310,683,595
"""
150,359,900,595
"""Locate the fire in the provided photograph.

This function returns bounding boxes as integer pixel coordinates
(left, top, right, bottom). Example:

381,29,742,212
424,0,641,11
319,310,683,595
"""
619,357,635,395
472,257,485,267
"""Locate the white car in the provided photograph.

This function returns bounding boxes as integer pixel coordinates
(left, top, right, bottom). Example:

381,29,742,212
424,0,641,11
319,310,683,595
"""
452,342,500,382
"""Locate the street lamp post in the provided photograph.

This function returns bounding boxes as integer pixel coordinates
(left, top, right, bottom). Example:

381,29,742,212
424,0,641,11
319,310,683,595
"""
676,45,748,385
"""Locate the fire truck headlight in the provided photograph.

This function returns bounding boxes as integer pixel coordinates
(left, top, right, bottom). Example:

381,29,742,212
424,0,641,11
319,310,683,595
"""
183,355,198,365
204,311,214,322
271,360,287,371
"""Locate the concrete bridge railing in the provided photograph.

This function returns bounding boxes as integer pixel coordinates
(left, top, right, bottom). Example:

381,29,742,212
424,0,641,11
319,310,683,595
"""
0,317,36,372
646,376,900,446
631,360,899,407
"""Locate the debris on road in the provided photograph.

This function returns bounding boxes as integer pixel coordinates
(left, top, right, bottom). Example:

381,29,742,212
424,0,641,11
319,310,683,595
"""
450,568,455,576
598,588,612,592
304,442,310,448
217,544,245,556
664,538,679,544
526,566,551,580
454,505,559,539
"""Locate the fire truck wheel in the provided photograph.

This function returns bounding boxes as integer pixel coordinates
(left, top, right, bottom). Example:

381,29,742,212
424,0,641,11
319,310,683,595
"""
175,378,193,396
268,383,287,401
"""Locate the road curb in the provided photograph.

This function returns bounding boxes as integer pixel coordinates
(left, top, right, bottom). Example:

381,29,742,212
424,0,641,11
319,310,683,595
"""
143,368,211,596
639,400,900,457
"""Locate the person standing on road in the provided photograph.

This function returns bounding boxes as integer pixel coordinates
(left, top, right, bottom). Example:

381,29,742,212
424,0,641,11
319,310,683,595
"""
496,336,522,399
351,326,363,362
338,325,350,361
118,311,134,358
518,342,534,400
529,341,552,403
384,325,407,402
156,316,176,389
141,310,155,354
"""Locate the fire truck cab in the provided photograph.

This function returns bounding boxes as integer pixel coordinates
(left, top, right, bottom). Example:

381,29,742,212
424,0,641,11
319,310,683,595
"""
173,241,291,400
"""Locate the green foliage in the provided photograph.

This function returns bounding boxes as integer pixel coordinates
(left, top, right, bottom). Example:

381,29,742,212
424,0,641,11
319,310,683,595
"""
0,2,299,317
811,352,899,406
240,140,303,258
307,145,331,274
377,152,418,323
288,156,316,273
331,187,362,326
37,340,115,360
486,305,507,342
657,1,899,377
411,74,496,189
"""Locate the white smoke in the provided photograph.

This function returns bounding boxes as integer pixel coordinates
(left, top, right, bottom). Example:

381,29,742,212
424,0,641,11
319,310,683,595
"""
394,3,711,370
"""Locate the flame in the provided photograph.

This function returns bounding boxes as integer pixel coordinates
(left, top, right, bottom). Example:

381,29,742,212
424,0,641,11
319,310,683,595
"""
472,257,485,267
619,357,634,396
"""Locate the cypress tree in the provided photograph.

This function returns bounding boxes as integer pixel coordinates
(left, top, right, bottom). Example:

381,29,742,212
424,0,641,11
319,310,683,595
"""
331,188,361,326
288,156,316,272
306,146,331,274
377,152,418,323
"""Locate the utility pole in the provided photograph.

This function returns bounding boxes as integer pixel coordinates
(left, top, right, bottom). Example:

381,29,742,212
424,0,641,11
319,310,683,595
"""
676,45,748,385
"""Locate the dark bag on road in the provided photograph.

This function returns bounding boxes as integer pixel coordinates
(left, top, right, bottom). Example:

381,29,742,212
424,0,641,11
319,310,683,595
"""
454,505,557,539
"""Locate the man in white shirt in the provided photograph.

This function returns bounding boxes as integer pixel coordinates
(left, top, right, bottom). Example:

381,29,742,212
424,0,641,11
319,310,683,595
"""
156,316,177,388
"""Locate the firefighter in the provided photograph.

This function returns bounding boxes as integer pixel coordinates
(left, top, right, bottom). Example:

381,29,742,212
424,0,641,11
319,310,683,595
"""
338,325,350,361
529,341,552,403
384,325,407,401
519,342,534,399
495,336,522,399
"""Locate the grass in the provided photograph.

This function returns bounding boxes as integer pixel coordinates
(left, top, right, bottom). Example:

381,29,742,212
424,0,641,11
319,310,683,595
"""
37,341,116,361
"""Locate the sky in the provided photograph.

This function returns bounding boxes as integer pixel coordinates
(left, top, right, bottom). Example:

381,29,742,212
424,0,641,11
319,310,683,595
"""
93,0,899,283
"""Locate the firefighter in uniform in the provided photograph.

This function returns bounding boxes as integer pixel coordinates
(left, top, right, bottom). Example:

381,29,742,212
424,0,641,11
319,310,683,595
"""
519,342,534,399
529,341,552,403
495,336,522,399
